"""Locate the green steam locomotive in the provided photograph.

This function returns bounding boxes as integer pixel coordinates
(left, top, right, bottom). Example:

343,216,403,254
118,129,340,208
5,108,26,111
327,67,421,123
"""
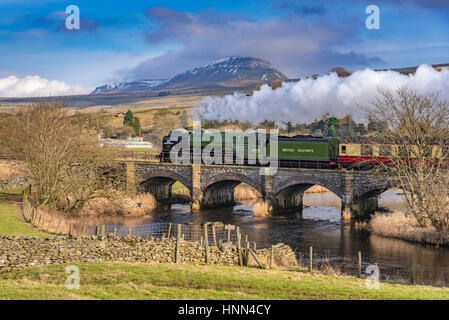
161,131,339,169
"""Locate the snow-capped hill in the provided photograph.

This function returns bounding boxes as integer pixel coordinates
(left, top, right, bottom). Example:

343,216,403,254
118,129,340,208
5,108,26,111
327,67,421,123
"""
90,57,287,94
164,56,287,88
90,79,168,95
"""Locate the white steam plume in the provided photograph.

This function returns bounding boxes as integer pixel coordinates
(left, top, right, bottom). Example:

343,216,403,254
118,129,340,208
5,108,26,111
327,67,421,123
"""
0,75,91,98
198,65,449,124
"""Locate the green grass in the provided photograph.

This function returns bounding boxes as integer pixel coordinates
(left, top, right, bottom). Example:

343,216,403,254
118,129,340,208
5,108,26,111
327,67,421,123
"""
172,181,189,193
0,188,448,300
1,262,448,300
0,189,50,238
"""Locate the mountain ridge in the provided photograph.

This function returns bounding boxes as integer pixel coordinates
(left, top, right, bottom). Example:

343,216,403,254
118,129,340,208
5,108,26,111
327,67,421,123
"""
90,56,288,95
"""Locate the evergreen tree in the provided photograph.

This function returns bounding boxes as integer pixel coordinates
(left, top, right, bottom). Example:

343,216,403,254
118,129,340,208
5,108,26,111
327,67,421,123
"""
131,117,142,136
123,110,134,125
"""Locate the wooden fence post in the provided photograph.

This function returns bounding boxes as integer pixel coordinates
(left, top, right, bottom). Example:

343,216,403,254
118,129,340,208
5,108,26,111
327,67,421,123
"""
83,222,87,235
410,256,415,285
309,246,313,272
249,248,263,268
244,241,250,266
270,245,274,269
32,209,37,225
358,251,362,278
95,224,99,236
102,224,106,236
204,225,209,264
168,223,172,238
37,214,42,229
212,225,217,247
56,218,62,234
175,224,181,263
68,219,72,236
237,227,242,266
46,215,53,232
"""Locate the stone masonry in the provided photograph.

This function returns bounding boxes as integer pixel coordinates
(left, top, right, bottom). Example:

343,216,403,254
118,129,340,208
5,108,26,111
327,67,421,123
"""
130,162,395,217
0,235,297,273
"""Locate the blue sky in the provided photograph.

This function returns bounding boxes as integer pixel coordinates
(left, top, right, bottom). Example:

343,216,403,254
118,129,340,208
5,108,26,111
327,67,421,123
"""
0,0,448,93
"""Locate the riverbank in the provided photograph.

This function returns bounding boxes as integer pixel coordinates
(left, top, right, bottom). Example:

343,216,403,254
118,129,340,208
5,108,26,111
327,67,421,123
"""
370,211,449,247
1,261,448,300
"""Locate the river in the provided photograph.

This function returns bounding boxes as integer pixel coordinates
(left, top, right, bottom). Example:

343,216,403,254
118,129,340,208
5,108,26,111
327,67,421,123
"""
101,189,449,287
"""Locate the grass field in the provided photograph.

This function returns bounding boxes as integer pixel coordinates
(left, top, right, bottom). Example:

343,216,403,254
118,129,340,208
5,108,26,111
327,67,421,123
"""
0,189,50,237
1,262,449,300
1,188,448,300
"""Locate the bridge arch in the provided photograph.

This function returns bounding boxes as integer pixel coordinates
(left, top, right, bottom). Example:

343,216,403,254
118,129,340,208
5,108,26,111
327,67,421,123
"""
200,172,262,208
272,176,343,212
274,176,343,199
352,180,398,202
349,179,407,217
139,170,192,202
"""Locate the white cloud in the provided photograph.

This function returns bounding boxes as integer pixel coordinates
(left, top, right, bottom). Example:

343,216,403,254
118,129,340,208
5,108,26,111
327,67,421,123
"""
0,75,91,97
199,65,449,124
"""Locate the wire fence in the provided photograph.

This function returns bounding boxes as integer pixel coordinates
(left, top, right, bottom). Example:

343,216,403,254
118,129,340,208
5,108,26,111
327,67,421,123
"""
295,248,449,287
88,221,449,286
21,188,449,287
118,150,160,162
88,222,250,248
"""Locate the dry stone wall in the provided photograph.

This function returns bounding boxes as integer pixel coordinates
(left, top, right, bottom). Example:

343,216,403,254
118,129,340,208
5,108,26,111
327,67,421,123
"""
0,235,297,273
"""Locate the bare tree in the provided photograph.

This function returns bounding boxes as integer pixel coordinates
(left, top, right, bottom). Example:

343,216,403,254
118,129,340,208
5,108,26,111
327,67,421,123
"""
369,88,449,232
0,101,122,215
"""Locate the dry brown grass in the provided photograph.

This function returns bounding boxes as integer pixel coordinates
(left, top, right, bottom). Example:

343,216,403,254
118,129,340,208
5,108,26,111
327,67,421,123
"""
81,193,156,218
234,183,262,201
354,221,370,231
341,207,352,220
0,160,24,180
23,192,157,236
253,201,269,217
305,185,332,194
28,206,78,235
370,211,449,246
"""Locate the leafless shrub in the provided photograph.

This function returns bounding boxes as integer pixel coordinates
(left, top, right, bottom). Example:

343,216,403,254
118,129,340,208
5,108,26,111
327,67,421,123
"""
0,101,123,215
369,88,449,233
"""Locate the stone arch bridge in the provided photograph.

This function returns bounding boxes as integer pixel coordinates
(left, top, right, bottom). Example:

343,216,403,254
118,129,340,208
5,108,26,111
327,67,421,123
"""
125,162,397,218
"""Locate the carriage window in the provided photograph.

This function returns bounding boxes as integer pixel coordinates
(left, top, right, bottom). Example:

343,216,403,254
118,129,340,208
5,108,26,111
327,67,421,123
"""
398,146,409,157
341,146,347,154
379,145,392,157
442,146,449,158
361,144,373,156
